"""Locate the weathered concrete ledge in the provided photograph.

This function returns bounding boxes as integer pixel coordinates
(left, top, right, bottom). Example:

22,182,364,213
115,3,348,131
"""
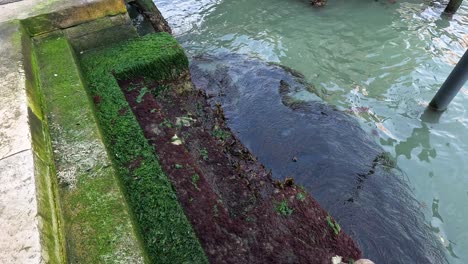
27,31,146,262
21,24,65,264
0,0,124,25
20,0,127,36
20,0,138,51
0,0,144,263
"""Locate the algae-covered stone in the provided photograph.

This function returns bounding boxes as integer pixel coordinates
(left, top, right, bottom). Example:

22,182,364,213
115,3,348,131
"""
80,33,208,263
31,32,145,263
65,14,138,52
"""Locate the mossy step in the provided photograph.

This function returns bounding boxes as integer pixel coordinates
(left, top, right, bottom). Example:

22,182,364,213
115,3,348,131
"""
80,33,208,263
32,32,145,263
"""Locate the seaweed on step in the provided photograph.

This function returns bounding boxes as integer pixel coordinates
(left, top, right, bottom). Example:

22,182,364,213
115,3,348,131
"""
79,33,208,263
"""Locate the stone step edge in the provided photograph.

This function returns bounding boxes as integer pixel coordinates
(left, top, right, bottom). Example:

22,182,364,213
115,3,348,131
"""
21,25,147,263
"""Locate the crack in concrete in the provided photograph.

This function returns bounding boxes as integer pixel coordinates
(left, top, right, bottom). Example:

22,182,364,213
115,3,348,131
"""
0,148,30,162
0,0,23,6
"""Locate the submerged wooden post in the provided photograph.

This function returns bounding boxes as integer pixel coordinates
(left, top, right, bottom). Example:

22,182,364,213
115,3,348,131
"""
444,0,464,14
429,49,468,111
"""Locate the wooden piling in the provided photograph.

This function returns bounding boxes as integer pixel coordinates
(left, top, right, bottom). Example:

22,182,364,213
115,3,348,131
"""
444,0,464,14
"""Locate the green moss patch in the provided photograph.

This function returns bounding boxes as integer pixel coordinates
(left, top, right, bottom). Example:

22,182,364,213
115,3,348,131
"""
31,32,145,263
22,25,65,264
79,33,207,263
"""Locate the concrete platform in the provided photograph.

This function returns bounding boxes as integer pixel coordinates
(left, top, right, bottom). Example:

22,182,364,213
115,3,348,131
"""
0,151,41,264
0,21,41,264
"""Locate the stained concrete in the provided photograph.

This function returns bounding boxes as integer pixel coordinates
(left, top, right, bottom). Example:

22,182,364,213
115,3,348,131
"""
20,0,127,36
0,0,125,24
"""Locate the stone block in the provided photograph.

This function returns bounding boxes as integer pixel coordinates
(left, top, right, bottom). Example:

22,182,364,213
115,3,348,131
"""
21,0,128,36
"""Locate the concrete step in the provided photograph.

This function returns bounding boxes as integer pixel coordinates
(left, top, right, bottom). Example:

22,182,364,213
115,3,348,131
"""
79,33,208,264
1,0,206,262
27,31,146,263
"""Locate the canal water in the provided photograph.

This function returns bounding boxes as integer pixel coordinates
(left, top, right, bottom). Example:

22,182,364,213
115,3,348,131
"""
154,0,467,262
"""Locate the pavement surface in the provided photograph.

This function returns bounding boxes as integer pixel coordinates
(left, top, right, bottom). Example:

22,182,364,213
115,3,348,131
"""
0,0,44,23
0,19,42,263
0,1,108,263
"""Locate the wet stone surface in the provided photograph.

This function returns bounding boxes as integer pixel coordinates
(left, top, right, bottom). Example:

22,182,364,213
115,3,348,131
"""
189,53,448,264
118,75,362,264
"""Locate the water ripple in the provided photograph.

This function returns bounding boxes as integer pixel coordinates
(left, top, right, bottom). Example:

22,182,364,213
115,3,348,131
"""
155,0,468,262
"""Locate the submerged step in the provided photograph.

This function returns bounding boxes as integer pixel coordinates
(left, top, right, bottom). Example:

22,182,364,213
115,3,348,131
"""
28,32,145,263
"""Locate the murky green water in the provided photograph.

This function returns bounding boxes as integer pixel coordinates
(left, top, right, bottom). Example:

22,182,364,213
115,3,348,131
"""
155,0,467,262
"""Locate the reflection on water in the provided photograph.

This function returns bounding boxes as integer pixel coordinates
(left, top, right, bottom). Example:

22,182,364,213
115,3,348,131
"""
395,122,436,161
155,0,468,263
153,0,221,36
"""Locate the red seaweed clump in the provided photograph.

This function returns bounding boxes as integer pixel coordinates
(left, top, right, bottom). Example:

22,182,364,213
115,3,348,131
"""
117,75,363,264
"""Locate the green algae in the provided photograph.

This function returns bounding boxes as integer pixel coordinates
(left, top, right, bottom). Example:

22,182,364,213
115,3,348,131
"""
21,24,66,264
81,32,188,81
30,32,145,263
80,33,208,263
21,14,55,36
6,20,22,47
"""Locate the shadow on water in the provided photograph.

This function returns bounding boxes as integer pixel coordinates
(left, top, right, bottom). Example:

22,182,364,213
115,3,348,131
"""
189,53,447,264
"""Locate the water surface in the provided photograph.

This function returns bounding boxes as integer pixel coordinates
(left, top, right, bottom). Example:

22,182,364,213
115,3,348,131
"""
155,0,468,262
